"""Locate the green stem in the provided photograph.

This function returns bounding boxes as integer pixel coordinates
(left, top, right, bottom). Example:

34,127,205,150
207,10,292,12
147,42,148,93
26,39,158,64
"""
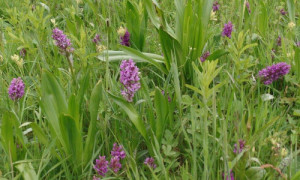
66,53,76,87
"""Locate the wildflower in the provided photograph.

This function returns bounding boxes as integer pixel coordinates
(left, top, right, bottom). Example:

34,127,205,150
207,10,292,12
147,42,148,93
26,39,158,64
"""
280,8,287,15
233,139,245,154
96,45,107,53
288,22,296,29
93,34,101,44
210,10,217,21
8,77,25,101
296,41,300,47
222,22,233,38
258,62,291,85
277,36,282,46
120,59,141,102
280,148,288,157
222,170,234,180
93,156,109,176
144,157,157,169
111,143,126,159
50,19,56,26
259,62,291,85
109,157,122,173
118,27,130,46
11,54,23,68
245,1,251,14
52,28,74,54
200,51,210,62
117,27,126,37
19,48,26,57
212,1,220,12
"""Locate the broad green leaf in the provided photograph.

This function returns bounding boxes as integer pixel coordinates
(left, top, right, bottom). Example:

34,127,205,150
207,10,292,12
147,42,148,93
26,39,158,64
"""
41,70,67,143
108,93,147,140
1,112,16,161
207,49,229,60
154,88,168,143
287,0,295,22
59,114,83,168
16,162,38,180
30,122,49,145
68,94,80,130
84,80,102,165
120,46,168,74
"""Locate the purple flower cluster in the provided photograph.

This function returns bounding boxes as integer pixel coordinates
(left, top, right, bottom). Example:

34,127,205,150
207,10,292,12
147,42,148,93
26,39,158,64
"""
233,139,245,154
280,8,287,15
258,62,291,85
222,170,234,180
94,156,109,176
120,59,141,102
8,77,25,101
110,156,122,173
144,157,157,169
93,143,126,177
296,41,300,47
213,1,220,12
93,34,101,44
246,1,251,14
120,29,130,47
52,28,74,53
200,51,210,62
277,36,282,46
111,143,126,159
222,22,233,38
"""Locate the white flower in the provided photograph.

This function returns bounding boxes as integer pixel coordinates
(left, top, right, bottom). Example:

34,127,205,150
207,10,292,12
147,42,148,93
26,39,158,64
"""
288,22,296,29
280,148,288,157
51,18,56,26
117,27,126,37
96,45,107,53
11,54,23,68
210,10,217,21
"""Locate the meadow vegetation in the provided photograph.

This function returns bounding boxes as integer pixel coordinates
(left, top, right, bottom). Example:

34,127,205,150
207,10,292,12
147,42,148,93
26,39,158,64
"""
0,0,299,179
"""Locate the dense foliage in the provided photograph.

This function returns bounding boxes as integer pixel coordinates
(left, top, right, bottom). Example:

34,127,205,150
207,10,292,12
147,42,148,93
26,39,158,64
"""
0,0,299,179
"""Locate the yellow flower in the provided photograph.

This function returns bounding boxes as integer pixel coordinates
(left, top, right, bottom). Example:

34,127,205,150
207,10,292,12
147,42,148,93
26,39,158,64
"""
51,18,56,26
96,45,107,53
288,22,296,29
11,54,20,62
210,10,217,21
11,54,23,68
117,27,126,37
270,138,277,145
280,148,288,157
